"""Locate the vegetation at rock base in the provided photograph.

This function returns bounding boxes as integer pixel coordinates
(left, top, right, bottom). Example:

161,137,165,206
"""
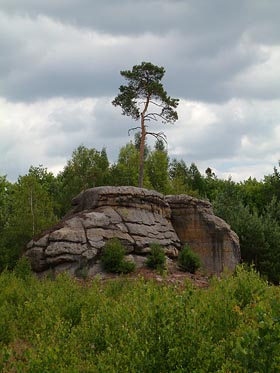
1,266,280,371
101,238,135,274
178,244,201,273
146,243,166,272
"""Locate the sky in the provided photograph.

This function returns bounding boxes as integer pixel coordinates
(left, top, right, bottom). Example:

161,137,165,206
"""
1,0,280,182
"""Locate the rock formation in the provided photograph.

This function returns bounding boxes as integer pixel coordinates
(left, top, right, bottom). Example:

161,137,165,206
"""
25,187,181,277
166,194,240,273
25,186,240,276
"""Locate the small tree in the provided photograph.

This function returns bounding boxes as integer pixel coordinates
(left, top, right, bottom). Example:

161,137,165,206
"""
178,244,201,274
101,238,135,274
146,243,166,272
112,62,179,188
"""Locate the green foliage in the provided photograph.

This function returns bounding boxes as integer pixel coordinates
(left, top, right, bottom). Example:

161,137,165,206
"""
57,145,110,215
214,181,280,283
101,238,135,274
0,266,280,371
169,159,206,196
178,244,201,273
146,141,171,194
13,257,32,280
108,142,140,187
0,174,57,271
27,165,61,217
0,176,11,231
146,243,166,271
112,62,179,122
117,260,136,274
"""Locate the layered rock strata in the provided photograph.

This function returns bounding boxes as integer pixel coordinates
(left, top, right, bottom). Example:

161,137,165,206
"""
25,186,240,277
25,187,181,276
165,194,240,273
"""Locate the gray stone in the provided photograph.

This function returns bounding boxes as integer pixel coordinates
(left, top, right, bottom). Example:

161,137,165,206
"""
49,227,86,243
165,194,240,273
46,254,79,264
65,217,84,229
25,247,48,272
45,242,86,256
27,234,50,249
26,240,34,249
24,186,240,276
87,262,104,277
82,247,98,260
102,207,123,224
82,211,110,229
126,254,147,268
86,228,134,244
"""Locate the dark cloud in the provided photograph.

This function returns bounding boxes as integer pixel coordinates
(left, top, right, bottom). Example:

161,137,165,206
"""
0,1,280,181
1,0,279,42
0,1,279,103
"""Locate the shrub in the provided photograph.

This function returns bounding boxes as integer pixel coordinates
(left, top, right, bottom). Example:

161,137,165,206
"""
13,256,32,280
0,265,279,371
118,260,136,274
146,243,166,272
101,238,135,274
178,244,201,273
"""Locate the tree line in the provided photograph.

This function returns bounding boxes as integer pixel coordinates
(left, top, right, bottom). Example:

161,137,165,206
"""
1,139,280,282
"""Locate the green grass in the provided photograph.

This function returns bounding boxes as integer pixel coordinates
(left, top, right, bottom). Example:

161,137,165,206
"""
0,266,280,372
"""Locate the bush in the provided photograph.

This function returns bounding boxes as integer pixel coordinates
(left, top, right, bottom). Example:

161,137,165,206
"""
178,244,201,273
0,265,279,371
13,256,32,280
146,243,166,272
101,238,135,274
118,260,136,274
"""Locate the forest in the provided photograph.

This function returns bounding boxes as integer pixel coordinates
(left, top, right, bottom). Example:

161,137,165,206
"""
1,137,280,283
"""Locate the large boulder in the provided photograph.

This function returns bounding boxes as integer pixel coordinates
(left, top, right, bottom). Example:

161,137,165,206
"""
25,187,181,277
165,194,240,273
25,187,240,277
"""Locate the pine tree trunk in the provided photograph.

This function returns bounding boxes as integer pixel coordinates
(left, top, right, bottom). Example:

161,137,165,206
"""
138,95,150,188
138,121,145,188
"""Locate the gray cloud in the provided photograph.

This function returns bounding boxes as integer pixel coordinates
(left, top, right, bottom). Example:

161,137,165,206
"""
0,1,280,182
2,0,279,42
0,1,279,103
166,99,280,171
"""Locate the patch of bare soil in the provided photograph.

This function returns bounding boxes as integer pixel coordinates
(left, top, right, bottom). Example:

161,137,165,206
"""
131,267,210,288
88,260,211,289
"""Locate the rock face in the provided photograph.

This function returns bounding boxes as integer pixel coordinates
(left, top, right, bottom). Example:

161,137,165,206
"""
25,186,240,276
25,187,181,277
165,195,240,273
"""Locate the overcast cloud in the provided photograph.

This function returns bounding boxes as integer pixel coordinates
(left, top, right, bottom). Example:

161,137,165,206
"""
0,0,280,182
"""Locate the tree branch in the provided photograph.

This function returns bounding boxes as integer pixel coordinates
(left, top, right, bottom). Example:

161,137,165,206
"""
144,112,167,121
146,131,167,144
128,126,141,136
149,100,164,108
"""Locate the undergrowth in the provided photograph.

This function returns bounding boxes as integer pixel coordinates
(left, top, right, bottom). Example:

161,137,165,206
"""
0,265,280,372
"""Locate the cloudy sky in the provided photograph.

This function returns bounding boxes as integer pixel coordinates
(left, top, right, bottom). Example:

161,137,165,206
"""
1,0,280,182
